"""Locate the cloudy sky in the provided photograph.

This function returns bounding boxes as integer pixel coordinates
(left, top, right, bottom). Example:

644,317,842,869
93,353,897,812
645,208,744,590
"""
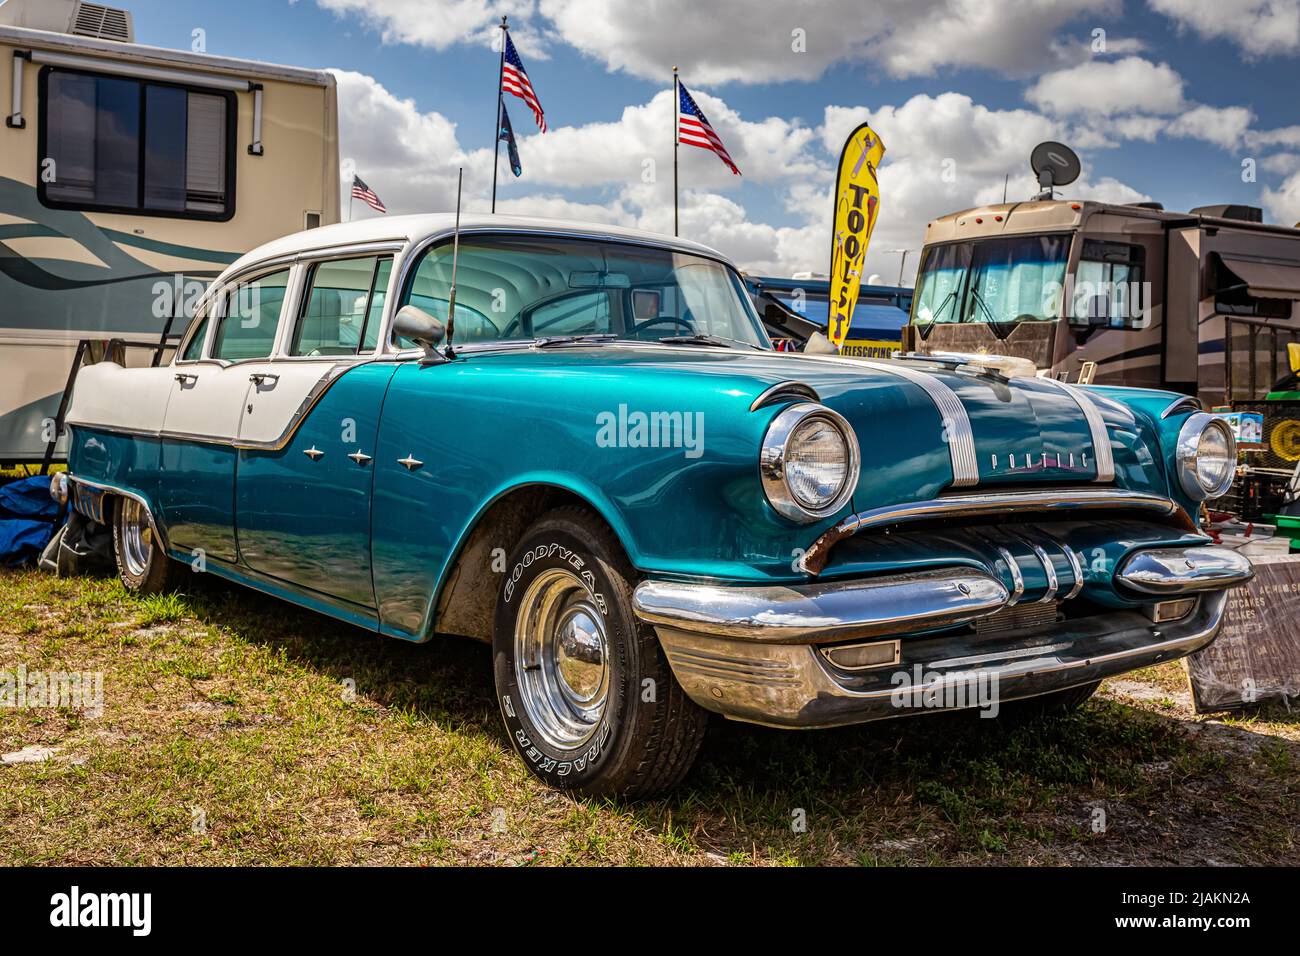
122,0,1300,283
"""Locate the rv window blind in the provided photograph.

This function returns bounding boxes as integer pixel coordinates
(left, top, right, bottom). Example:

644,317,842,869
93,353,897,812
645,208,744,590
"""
186,93,227,212
38,65,235,221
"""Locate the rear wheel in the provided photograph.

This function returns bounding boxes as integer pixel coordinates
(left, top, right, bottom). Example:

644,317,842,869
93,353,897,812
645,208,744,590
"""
112,497,180,594
492,507,708,799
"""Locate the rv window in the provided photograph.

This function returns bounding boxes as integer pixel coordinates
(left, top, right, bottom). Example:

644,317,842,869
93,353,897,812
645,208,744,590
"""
40,67,234,220
1070,240,1146,330
212,270,291,361
289,257,393,357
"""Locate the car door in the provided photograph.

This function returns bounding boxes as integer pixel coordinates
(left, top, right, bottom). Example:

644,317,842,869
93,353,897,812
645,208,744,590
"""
156,268,293,564
235,254,397,611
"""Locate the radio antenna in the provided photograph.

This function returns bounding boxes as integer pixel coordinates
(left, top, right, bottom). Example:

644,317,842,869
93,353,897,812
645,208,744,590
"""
445,167,463,359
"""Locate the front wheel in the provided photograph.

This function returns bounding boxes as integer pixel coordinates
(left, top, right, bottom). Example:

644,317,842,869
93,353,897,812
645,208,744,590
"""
492,506,708,799
112,496,181,594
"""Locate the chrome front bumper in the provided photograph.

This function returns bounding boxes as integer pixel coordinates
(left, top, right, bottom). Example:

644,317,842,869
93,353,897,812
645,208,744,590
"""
633,545,1252,728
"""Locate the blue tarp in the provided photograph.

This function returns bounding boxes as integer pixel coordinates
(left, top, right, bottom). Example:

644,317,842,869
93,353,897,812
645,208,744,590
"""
0,476,62,566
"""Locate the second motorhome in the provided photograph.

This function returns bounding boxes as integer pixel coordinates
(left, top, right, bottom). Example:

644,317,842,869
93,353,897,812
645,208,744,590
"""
0,0,339,464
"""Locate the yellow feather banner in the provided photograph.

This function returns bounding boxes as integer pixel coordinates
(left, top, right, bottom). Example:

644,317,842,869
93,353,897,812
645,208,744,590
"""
827,122,885,348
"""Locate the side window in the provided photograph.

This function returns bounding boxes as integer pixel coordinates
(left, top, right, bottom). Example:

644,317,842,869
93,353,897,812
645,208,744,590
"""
179,304,213,362
289,256,393,356
212,269,290,361
1070,240,1147,329
41,67,234,219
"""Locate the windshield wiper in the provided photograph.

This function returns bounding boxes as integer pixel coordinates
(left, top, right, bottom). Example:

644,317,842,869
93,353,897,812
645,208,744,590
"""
532,333,619,348
658,333,757,349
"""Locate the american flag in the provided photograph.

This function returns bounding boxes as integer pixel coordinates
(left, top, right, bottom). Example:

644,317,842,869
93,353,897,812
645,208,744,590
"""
677,80,739,176
350,175,387,213
502,33,546,132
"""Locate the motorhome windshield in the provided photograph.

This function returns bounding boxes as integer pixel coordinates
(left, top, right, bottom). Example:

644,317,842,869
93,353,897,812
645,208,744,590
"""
911,234,1070,333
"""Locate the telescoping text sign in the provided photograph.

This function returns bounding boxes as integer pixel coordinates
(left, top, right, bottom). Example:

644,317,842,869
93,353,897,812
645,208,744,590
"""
827,122,885,348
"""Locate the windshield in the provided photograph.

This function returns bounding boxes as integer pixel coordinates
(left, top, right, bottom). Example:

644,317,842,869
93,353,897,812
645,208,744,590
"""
912,234,1070,335
398,235,770,349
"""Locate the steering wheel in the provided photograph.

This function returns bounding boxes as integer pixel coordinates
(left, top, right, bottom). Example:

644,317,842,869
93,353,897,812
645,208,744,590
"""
629,315,694,337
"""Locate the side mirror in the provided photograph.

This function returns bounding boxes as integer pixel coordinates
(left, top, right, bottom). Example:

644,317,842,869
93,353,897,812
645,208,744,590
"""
392,305,447,363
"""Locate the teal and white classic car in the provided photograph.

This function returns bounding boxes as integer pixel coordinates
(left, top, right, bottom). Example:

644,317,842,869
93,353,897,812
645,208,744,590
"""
56,215,1254,797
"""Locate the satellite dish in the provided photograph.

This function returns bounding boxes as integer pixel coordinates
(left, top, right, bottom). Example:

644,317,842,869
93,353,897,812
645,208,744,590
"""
1030,141,1081,198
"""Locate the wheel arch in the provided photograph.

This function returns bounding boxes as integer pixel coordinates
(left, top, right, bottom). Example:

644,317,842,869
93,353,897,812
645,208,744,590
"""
427,477,635,644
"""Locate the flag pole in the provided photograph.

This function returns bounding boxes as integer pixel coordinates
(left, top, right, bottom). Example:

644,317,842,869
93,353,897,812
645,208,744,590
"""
491,16,507,214
347,177,354,222
672,65,679,237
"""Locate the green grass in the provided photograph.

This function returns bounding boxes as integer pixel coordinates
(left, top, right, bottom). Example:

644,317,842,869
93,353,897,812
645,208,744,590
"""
0,566,1296,866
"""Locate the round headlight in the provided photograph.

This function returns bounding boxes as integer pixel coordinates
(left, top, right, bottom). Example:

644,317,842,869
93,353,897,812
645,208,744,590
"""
1175,413,1236,500
760,403,860,522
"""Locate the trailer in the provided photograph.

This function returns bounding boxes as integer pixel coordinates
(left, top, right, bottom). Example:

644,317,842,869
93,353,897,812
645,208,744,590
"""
0,0,339,465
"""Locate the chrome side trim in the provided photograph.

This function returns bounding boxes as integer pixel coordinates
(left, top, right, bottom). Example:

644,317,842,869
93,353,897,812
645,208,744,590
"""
749,381,821,412
1116,546,1254,596
632,568,1009,644
65,476,169,552
232,362,355,451
1160,395,1203,419
1037,379,1115,482
798,489,1196,575
859,360,980,487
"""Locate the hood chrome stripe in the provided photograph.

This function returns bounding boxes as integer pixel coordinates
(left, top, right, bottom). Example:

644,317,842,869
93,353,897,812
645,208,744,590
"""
1037,380,1115,483
854,360,980,487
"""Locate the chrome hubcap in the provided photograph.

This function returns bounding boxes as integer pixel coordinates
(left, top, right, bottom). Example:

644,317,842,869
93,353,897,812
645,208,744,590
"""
119,498,153,577
513,568,609,750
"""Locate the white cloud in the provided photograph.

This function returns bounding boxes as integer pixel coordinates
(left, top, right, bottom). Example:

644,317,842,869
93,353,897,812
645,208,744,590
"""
318,0,1118,83
1026,56,1185,116
1261,153,1300,175
1166,105,1256,149
333,71,1151,281
1262,170,1300,226
1150,0,1300,56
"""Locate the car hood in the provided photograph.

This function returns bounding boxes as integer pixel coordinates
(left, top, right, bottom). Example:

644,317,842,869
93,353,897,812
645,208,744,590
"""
448,344,1170,507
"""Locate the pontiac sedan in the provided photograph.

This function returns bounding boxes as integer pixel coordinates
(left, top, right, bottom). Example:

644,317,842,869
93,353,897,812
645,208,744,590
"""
58,215,1253,797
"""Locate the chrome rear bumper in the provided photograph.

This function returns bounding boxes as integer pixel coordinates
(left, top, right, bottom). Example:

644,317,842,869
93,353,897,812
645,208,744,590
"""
634,545,1251,729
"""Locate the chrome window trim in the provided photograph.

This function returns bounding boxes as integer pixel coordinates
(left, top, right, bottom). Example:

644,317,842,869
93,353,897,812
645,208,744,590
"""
383,227,751,355
280,252,398,361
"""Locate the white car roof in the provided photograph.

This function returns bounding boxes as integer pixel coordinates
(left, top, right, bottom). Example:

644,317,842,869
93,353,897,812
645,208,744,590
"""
223,213,736,278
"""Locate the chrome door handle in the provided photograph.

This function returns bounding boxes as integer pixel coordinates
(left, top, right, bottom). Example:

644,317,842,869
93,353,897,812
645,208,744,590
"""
174,372,198,384
249,372,280,385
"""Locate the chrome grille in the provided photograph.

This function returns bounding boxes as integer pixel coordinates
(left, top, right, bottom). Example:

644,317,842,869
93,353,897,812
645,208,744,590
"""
973,601,1061,637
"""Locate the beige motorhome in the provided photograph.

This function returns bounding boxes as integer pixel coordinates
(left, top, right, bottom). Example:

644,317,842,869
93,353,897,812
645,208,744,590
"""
0,0,339,464
903,198,1300,408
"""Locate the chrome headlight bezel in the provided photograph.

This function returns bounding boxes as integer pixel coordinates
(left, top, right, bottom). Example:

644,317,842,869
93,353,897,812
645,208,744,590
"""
759,402,860,522
1175,412,1236,500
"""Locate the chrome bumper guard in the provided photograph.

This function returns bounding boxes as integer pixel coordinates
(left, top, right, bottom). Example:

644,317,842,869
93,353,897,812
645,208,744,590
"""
634,545,1252,729
1115,546,1254,596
